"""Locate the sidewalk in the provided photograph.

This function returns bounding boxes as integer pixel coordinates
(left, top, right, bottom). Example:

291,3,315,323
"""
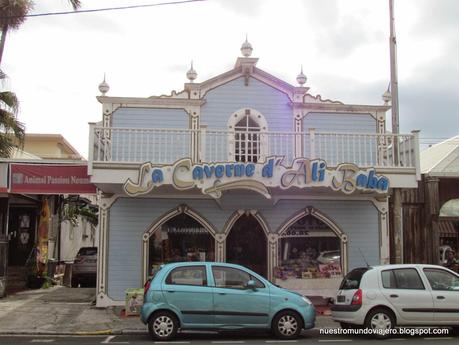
0,286,336,335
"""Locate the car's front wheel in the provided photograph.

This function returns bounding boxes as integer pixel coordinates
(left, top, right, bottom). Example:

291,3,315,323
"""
272,310,303,339
364,308,395,339
148,311,179,341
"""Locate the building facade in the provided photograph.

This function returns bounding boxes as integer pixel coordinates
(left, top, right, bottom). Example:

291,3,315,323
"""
0,134,96,296
89,42,420,307
396,136,459,265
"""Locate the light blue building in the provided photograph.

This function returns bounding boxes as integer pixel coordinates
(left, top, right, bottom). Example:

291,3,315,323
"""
88,40,420,307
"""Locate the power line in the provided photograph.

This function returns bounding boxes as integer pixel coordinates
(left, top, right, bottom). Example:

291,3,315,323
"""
0,0,207,19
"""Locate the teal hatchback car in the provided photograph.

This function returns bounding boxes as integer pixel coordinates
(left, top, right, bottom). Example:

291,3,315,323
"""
140,262,315,341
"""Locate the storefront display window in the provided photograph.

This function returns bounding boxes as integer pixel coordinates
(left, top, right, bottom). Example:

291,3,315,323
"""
148,214,214,275
275,215,342,280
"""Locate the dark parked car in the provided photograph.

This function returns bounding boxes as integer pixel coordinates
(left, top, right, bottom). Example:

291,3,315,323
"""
72,247,97,287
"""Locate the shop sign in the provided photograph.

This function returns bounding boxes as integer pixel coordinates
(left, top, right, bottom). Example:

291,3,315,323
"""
124,157,389,199
10,164,96,194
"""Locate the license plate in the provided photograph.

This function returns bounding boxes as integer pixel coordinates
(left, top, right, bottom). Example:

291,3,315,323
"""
337,295,345,302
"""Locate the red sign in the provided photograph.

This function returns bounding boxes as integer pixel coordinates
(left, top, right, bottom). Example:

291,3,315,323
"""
10,164,96,194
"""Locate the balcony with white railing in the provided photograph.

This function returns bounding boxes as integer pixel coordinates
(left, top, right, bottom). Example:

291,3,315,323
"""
89,125,420,173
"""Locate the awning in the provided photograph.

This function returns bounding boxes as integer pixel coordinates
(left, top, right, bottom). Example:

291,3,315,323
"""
9,163,96,194
438,221,458,238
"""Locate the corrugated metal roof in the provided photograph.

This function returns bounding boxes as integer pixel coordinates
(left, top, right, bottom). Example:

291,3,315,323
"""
421,135,459,176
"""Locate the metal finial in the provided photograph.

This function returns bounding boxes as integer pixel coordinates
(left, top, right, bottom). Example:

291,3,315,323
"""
296,65,307,86
98,73,110,95
186,60,197,83
241,35,253,57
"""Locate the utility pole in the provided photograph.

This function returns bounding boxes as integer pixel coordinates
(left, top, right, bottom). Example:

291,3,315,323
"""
389,0,403,264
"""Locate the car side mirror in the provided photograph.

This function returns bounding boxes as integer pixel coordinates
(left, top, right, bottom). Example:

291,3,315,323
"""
246,280,256,290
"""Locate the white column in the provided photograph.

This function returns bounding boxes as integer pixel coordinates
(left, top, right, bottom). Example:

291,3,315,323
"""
379,199,390,265
267,233,279,281
96,194,118,307
215,234,225,262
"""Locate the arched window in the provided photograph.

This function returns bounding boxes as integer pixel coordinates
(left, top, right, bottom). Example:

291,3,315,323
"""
228,108,268,163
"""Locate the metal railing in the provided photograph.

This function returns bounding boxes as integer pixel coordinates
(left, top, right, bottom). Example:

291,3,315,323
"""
89,125,419,170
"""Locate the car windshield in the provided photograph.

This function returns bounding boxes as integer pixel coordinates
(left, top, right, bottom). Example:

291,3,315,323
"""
339,267,370,290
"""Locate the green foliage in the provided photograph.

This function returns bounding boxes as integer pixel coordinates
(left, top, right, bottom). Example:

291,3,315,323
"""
63,202,98,227
0,90,25,157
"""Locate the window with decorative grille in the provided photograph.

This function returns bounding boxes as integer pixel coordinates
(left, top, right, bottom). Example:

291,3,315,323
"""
234,114,261,163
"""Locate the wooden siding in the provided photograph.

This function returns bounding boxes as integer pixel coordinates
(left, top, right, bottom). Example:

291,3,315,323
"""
112,107,189,129
200,77,293,131
303,112,376,133
107,195,379,300
111,108,190,162
303,113,376,163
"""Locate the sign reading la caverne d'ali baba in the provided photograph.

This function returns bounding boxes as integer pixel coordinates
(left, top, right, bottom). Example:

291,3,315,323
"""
123,157,389,199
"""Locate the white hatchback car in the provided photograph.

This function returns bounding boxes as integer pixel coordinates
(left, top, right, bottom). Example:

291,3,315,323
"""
331,264,459,336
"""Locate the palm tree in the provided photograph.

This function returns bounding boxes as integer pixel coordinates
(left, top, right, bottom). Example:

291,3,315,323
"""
0,0,80,156
0,0,81,66
0,87,24,157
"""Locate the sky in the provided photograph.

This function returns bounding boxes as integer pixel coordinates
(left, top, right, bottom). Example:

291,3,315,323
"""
2,0,459,158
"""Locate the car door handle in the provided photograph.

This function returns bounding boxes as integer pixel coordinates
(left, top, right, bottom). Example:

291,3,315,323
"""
390,294,398,298
166,290,175,293
218,292,226,295
437,296,445,300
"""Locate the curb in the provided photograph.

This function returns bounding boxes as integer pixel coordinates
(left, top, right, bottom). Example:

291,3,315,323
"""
75,329,113,336
0,329,149,336
0,330,113,336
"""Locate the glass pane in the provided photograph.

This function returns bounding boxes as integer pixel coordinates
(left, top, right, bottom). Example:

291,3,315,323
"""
166,266,207,286
424,268,459,291
148,214,214,276
212,266,250,289
339,268,369,290
393,268,424,289
381,270,396,289
277,215,342,280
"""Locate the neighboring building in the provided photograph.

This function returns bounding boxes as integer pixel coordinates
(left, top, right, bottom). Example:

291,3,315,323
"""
398,136,459,264
89,41,420,307
19,133,83,160
0,134,96,296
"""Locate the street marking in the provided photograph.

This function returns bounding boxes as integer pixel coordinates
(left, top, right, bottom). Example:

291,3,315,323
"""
31,341,54,343
318,341,353,343
211,342,245,344
423,338,453,340
154,342,190,344
265,341,298,343
388,339,406,341
101,335,129,344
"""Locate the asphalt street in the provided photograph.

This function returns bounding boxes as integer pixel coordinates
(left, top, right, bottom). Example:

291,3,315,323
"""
0,329,457,345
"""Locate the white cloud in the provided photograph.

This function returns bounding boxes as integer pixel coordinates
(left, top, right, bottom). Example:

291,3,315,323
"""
1,0,458,157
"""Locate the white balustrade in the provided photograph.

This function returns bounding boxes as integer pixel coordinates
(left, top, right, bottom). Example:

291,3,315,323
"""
91,126,418,169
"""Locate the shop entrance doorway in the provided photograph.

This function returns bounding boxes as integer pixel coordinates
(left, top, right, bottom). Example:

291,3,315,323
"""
8,207,37,266
226,214,267,277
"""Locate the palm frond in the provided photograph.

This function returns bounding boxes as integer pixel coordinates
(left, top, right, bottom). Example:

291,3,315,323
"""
68,0,81,11
0,90,19,113
0,0,34,30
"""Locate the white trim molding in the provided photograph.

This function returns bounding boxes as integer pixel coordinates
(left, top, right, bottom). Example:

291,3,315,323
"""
96,193,120,307
227,108,268,162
